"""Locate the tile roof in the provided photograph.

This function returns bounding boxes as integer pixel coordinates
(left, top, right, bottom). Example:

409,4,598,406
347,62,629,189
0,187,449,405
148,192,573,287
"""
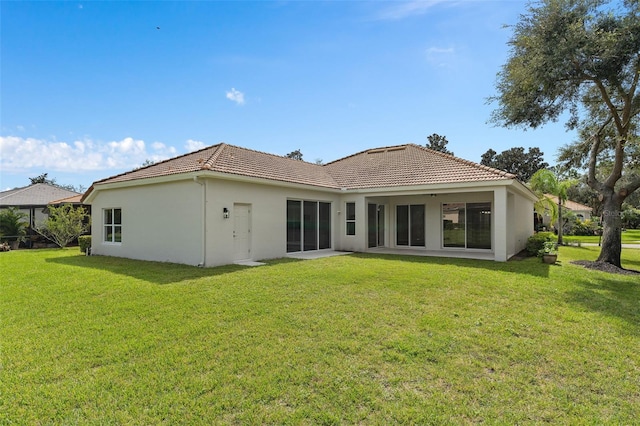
94,144,339,188
91,143,517,191
324,144,516,188
545,195,592,212
0,183,81,207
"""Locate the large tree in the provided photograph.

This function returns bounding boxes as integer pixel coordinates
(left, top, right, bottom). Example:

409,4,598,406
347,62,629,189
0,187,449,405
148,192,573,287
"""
480,146,548,182
491,0,640,268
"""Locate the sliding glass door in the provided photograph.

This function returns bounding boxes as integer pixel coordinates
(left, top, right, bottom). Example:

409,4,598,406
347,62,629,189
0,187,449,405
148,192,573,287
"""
396,204,425,247
287,200,331,252
442,202,491,249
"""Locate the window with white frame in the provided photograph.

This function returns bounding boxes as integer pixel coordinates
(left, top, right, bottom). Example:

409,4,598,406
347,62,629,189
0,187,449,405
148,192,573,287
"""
104,208,122,243
346,202,356,235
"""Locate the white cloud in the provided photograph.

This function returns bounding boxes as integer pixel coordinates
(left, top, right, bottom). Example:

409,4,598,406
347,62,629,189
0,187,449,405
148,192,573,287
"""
426,46,456,67
376,0,453,20
226,88,245,105
185,139,206,152
0,135,178,174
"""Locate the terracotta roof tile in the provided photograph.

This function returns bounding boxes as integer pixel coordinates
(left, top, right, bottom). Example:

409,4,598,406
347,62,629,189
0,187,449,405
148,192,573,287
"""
324,144,516,188
95,144,339,188
92,143,517,190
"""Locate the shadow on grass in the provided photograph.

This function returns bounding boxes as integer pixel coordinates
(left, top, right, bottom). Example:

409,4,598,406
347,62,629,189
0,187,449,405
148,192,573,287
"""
348,252,551,278
45,254,281,285
565,276,640,333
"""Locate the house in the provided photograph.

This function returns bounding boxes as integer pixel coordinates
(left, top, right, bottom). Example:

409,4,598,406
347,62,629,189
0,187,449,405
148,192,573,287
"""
0,183,84,248
535,194,593,231
1,183,82,222
81,143,538,267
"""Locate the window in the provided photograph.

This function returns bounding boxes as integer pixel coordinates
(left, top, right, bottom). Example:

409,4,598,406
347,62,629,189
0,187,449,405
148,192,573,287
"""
104,208,122,243
442,202,491,249
346,202,356,235
287,200,331,252
396,204,425,247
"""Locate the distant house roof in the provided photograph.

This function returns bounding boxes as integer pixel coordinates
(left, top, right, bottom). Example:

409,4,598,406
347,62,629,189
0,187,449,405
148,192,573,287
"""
87,143,518,196
545,194,592,212
49,194,84,205
0,183,81,207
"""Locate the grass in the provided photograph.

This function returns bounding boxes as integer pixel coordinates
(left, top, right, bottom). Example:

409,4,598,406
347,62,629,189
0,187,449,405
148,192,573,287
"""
563,228,640,244
1,247,639,424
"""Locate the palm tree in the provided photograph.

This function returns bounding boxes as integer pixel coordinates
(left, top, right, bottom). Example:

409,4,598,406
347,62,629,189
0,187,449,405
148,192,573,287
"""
0,207,29,249
529,169,577,245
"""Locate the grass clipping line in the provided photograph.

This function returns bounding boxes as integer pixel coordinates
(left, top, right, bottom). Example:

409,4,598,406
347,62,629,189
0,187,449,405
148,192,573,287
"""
570,260,640,275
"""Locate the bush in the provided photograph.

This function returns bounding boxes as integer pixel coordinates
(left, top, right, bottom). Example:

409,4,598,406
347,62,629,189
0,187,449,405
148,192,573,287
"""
526,232,554,256
78,235,92,254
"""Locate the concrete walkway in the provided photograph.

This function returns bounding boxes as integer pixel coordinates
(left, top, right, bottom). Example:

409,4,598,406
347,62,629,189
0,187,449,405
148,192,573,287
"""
286,250,353,260
579,243,640,249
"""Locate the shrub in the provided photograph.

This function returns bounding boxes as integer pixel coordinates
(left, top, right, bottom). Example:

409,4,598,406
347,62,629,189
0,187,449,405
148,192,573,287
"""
526,232,554,256
78,235,92,254
0,207,29,243
567,218,601,236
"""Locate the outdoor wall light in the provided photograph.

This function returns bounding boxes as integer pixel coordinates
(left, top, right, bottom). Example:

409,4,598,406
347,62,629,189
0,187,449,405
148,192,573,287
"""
223,207,230,219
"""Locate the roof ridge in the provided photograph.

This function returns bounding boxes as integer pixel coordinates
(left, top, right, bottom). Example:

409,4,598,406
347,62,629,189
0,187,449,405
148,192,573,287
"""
0,184,30,199
324,143,410,165
202,143,226,170
224,143,325,166
92,143,224,185
410,144,517,180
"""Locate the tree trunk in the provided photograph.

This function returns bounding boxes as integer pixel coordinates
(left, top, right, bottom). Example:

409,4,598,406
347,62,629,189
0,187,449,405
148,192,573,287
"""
557,201,563,245
596,193,623,267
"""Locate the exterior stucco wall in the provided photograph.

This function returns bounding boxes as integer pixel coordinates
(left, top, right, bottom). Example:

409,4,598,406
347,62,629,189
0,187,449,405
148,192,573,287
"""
202,178,341,267
87,175,535,266
90,180,204,265
508,189,534,258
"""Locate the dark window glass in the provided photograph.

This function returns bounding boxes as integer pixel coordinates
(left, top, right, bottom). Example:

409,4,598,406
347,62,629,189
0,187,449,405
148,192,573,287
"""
443,203,465,248
303,201,318,251
346,202,356,236
396,205,409,246
319,202,331,249
467,202,491,249
286,200,301,252
410,205,425,246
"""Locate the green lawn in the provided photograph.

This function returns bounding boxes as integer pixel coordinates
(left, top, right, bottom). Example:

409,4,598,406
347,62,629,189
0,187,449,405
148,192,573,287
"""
564,228,640,244
2,247,639,424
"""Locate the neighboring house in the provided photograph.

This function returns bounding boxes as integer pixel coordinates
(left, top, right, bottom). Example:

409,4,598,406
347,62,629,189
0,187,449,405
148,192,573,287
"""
537,194,593,230
0,183,83,247
82,143,538,267
0,183,82,227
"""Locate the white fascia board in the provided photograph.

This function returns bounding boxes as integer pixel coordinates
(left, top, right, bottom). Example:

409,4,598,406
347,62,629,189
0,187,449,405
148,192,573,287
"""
86,170,345,199
346,179,518,196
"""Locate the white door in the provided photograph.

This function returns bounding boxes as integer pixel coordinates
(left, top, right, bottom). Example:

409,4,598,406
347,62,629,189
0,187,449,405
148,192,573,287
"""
233,204,251,260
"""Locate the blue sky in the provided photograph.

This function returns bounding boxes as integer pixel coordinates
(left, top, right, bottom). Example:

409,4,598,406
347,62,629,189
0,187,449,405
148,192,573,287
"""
1,1,575,191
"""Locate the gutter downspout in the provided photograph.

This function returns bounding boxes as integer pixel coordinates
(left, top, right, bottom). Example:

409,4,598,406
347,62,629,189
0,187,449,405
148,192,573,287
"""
193,176,207,267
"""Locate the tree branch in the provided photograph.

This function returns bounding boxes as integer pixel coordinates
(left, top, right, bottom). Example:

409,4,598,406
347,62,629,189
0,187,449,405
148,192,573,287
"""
622,175,640,200
594,80,624,134
587,117,612,191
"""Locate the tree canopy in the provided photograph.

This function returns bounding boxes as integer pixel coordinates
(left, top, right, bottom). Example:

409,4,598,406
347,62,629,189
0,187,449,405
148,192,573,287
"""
425,134,454,156
480,147,548,182
491,0,640,268
34,204,90,248
28,173,85,193
285,149,304,161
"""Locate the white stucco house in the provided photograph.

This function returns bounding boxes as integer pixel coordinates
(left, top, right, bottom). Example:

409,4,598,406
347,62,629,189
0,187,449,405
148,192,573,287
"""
81,143,537,267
